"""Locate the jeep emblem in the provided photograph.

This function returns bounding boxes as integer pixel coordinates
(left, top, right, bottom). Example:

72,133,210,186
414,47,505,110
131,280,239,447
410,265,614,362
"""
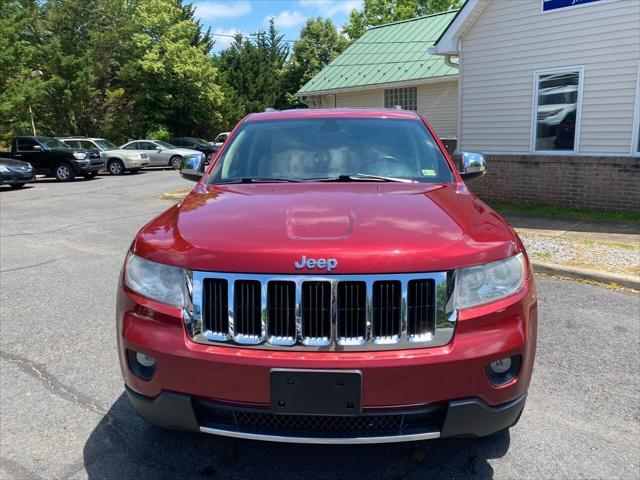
294,255,338,272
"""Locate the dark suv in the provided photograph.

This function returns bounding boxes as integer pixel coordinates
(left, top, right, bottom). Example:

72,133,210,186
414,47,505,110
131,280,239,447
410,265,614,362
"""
9,136,103,181
167,137,217,159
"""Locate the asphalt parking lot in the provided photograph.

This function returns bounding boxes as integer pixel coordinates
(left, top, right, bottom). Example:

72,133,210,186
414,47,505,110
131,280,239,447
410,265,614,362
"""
1,171,639,480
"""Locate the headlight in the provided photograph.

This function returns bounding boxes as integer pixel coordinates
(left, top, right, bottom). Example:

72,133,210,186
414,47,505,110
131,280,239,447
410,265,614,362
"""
0,164,9,173
125,153,141,159
454,254,526,310
124,253,186,307
73,152,87,160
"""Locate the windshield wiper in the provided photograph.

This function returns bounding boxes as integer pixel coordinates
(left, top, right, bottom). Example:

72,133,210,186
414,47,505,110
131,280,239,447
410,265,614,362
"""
307,174,415,183
219,177,303,184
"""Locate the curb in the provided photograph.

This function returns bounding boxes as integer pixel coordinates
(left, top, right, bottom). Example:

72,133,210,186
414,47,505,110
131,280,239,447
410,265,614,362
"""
532,261,639,290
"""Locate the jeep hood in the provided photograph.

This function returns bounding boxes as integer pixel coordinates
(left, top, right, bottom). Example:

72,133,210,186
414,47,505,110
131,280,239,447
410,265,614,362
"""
134,182,520,274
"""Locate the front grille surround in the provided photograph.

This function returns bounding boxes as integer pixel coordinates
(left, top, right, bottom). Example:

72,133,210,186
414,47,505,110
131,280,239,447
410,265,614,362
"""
184,271,456,351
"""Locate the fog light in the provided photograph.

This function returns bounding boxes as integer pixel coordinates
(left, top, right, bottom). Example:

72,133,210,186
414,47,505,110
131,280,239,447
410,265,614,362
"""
489,357,511,374
485,355,521,386
136,352,156,367
127,349,157,380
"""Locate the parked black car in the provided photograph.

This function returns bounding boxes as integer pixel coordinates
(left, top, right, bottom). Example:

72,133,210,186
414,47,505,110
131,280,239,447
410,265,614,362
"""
167,137,217,159
0,158,35,188
8,136,103,181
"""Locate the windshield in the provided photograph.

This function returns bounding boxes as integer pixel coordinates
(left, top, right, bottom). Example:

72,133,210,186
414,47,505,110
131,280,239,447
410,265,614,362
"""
192,138,210,146
38,137,69,150
94,139,118,150
155,140,176,149
209,118,453,184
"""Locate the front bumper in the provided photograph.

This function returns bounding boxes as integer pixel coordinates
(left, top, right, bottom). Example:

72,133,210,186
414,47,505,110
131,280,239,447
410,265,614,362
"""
75,161,104,174
117,273,536,442
1,172,35,184
125,385,527,443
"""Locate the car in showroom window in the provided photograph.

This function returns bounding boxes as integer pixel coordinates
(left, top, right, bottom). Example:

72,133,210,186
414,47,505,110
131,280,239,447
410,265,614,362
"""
534,69,583,152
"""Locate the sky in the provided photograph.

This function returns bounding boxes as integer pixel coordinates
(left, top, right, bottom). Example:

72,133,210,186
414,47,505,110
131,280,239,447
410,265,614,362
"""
193,0,363,51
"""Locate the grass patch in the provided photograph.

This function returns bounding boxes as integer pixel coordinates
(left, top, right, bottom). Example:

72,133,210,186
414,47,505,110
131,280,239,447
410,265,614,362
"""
490,201,640,223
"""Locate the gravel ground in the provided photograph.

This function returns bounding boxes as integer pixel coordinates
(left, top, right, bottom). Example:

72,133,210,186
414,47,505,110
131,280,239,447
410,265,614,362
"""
520,233,640,276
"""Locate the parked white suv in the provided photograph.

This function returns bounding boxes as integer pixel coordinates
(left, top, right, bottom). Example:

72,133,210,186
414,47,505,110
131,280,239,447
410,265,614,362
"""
59,137,150,175
119,140,203,169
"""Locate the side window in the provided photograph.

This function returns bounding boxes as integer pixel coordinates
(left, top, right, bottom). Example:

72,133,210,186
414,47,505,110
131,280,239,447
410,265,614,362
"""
17,138,38,151
123,142,138,150
63,140,78,148
170,139,183,146
384,87,417,111
80,141,95,150
532,67,583,152
139,142,157,150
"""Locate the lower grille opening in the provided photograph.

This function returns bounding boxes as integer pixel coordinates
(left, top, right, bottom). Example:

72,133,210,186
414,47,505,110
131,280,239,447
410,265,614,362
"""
193,401,446,438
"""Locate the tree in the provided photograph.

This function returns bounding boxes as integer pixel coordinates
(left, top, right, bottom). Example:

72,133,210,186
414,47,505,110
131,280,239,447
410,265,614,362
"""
117,0,223,140
215,20,290,125
343,0,462,40
283,17,348,107
0,1,44,143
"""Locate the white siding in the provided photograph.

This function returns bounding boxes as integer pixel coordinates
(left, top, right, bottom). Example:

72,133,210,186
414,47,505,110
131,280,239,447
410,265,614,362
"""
459,0,640,155
309,80,459,138
335,89,384,108
417,81,458,138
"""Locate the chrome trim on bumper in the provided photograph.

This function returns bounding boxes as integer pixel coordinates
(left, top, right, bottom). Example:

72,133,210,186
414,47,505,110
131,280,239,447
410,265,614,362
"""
184,271,457,351
199,426,441,444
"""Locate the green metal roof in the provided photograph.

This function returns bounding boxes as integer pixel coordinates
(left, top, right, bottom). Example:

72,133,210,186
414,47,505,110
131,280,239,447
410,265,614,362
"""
297,11,459,95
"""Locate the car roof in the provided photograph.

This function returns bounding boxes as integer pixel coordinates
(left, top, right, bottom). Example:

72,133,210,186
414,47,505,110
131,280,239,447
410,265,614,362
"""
245,108,420,122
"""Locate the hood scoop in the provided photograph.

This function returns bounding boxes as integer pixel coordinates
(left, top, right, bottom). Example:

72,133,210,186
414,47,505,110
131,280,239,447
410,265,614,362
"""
286,205,355,240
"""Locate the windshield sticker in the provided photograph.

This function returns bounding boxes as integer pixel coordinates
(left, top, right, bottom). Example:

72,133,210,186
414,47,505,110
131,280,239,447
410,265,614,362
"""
421,169,437,177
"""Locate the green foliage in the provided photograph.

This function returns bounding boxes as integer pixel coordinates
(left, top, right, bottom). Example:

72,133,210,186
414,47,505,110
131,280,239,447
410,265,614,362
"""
0,0,223,144
283,17,348,107
343,0,462,40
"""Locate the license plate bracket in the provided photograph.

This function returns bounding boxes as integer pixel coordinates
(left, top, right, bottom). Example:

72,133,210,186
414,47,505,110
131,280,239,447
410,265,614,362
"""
270,369,362,416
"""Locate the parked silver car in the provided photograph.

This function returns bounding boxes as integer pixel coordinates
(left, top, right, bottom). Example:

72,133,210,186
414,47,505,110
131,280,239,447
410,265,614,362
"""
59,137,150,175
119,140,202,169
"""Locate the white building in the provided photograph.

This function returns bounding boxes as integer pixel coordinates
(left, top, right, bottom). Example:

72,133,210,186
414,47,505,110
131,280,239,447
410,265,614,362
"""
431,0,640,211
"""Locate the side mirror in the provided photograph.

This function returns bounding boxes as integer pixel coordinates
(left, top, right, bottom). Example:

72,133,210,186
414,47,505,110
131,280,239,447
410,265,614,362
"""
33,145,43,151
456,151,486,180
180,155,204,182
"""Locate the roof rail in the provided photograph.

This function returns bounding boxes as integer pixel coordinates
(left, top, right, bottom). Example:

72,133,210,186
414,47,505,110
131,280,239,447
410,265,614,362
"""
264,107,277,112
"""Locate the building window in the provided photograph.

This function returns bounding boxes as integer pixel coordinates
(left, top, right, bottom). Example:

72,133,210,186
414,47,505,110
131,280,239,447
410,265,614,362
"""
384,87,417,111
532,67,584,152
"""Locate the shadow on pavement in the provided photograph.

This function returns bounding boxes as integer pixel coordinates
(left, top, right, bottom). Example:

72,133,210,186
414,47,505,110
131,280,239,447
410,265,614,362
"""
83,392,510,480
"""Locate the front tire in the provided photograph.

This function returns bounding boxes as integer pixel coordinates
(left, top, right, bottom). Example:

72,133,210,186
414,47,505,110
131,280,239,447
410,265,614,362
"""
85,172,97,179
107,159,125,175
9,183,26,189
54,163,75,182
170,155,182,170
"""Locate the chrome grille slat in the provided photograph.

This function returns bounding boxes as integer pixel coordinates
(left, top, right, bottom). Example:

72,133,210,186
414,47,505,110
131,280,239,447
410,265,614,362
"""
186,272,456,351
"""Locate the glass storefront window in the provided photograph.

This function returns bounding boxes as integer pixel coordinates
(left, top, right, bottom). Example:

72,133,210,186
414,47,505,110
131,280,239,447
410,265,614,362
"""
533,69,582,152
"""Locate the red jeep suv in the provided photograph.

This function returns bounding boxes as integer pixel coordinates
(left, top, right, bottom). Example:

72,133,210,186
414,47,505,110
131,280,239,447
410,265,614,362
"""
117,109,537,444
